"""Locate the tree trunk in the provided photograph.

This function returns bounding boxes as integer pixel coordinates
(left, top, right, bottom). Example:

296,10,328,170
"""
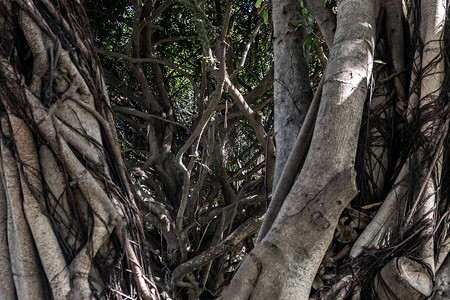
231,0,450,298
222,0,376,298
0,1,158,299
271,0,313,190
257,0,313,242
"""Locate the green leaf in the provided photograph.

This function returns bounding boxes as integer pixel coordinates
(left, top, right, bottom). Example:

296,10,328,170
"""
255,0,263,8
302,8,309,17
289,20,302,27
263,9,269,24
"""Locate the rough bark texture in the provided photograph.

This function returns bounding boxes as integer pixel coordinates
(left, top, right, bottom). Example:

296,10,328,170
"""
0,1,158,299
434,254,450,300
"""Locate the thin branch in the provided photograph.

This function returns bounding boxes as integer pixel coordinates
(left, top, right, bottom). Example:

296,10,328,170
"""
113,106,190,130
224,73,267,147
95,47,199,99
139,0,174,31
153,35,196,47
230,18,263,79
171,214,263,285
174,25,228,249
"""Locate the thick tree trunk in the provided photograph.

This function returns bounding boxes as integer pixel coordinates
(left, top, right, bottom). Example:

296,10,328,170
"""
257,0,313,244
222,0,376,298
347,1,446,298
312,1,450,299
0,1,158,299
271,0,313,190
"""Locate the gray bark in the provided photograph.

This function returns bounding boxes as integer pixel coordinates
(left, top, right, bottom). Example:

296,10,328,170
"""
260,0,314,245
304,0,336,47
222,0,376,298
434,254,450,300
272,0,313,190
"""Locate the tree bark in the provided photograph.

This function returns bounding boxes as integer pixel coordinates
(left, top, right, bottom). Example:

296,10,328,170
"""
0,1,158,299
272,0,313,190
222,0,376,298
258,0,313,244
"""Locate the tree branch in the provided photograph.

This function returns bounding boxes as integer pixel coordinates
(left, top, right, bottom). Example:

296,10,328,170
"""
171,215,263,285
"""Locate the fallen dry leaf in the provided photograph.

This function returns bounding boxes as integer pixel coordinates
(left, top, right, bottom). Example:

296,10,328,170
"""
360,201,383,210
313,275,324,290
